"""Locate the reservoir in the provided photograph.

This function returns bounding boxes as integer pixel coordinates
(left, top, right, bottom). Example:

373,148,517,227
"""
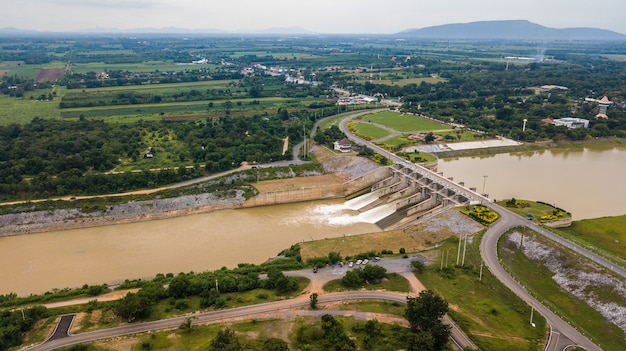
438,144,626,220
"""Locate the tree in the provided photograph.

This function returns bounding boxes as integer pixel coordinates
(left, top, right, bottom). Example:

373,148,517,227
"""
209,328,242,351
328,251,342,264
168,274,190,298
310,293,318,309
410,260,426,274
342,269,364,287
424,132,435,144
263,337,289,351
178,316,196,333
405,290,451,351
114,292,151,322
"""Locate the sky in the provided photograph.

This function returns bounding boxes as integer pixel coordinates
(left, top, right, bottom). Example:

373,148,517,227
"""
4,0,626,34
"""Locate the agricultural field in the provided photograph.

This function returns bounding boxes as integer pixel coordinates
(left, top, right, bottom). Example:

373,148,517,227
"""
71,61,219,74
0,93,62,124
34,68,65,82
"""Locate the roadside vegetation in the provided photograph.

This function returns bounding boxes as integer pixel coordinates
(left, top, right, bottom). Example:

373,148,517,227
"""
499,228,626,351
418,234,548,351
550,215,626,269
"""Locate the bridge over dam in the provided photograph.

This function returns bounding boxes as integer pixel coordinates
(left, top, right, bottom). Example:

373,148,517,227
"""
244,161,483,230
346,163,479,230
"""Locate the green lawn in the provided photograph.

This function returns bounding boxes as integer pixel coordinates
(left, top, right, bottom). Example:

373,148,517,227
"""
551,215,626,267
361,111,452,132
352,122,393,140
419,234,547,351
376,134,415,150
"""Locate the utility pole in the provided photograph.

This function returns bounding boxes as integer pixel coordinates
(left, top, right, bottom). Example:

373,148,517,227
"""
215,279,219,292
456,235,462,266
461,234,468,266
482,175,488,196
479,261,484,281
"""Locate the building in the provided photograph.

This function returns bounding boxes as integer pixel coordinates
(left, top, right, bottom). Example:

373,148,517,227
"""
553,118,589,129
333,138,352,153
596,96,611,119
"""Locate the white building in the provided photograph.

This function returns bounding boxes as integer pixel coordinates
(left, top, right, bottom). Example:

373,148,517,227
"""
553,118,589,129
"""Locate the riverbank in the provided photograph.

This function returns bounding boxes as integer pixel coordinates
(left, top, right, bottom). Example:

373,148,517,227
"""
0,150,379,237
435,137,626,159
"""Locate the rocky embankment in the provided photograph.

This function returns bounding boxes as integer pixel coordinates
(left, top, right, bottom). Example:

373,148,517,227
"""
0,152,379,236
0,191,247,236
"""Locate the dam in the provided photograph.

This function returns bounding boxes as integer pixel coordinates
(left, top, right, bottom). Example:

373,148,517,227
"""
347,163,474,229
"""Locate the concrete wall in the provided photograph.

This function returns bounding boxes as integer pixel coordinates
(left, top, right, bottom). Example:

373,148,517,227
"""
243,167,390,208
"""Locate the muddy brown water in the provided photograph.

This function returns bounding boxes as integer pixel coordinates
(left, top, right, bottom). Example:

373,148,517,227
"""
438,144,626,220
1,200,379,296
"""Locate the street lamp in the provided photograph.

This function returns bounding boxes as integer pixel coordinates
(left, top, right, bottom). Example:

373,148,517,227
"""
482,175,488,196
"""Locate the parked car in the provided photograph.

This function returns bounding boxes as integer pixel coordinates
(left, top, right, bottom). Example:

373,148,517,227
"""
348,261,354,267
362,259,369,265
355,259,363,265
313,267,318,273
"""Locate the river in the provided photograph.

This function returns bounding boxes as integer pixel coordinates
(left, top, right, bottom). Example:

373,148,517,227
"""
438,144,626,220
0,200,381,296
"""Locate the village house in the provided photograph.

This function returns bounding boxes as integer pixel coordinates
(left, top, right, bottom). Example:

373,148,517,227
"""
333,138,352,153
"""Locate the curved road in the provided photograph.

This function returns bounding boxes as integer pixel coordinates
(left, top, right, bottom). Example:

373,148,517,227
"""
28,258,474,351
337,111,620,351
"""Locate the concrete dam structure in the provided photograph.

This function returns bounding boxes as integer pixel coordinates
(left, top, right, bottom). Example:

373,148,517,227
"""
347,164,473,230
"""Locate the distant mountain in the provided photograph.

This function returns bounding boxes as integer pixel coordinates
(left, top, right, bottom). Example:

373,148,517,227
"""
257,27,314,35
398,20,626,41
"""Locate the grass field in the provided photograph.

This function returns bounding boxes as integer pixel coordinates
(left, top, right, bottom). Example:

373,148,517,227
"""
360,111,452,132
551,215,626,267
0,94,61,125
419,234,548,351
352,122,393,140
376,134,415,149
499,229,626,351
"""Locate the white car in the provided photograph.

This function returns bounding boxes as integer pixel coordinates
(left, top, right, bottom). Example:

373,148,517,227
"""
355,259,363,265
362,259,369,265
348,261,354,267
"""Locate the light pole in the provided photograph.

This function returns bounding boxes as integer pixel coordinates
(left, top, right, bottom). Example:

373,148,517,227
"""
482,175,488,196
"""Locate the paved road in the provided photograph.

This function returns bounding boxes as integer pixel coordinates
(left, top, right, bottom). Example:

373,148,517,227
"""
336,111,611,351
